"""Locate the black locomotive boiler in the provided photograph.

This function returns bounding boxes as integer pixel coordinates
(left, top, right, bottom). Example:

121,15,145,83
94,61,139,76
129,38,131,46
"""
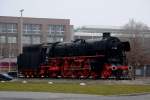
17,32,131,79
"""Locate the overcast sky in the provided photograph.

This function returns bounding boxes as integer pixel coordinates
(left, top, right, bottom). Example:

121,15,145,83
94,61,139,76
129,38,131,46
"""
0,0,150,27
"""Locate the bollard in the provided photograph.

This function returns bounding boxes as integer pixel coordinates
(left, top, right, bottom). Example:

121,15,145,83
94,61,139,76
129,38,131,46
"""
48,81,53,84
80,82,86,86
22,80,27,84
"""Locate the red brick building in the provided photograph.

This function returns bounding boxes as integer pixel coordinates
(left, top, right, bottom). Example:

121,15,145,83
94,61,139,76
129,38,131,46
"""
0,16,73,58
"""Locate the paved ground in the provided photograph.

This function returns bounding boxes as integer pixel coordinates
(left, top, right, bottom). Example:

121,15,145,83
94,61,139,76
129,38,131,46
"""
0,91,150,100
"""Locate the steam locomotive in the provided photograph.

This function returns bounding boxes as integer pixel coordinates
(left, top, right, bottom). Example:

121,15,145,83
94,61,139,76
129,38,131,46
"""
17,32,131,79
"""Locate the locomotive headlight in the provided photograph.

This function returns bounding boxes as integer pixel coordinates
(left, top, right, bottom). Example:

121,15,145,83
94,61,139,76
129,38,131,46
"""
128,66,132,70
112,65,117,70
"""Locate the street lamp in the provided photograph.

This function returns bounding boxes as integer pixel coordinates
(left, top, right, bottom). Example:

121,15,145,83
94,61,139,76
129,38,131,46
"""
19,9,24,54
17,9,24,77
0,37,2,58
20,9,24,17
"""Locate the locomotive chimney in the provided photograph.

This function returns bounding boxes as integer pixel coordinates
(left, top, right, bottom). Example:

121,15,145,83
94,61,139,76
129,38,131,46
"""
103,32,111,39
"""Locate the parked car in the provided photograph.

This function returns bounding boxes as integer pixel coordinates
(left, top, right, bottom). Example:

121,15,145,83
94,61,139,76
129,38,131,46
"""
0,73,13,81
8,72,17,78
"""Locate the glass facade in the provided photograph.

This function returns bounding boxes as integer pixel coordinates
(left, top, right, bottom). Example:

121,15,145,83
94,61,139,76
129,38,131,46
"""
48,25,65,35
32,36,41,44
0,36,6,43
0,36,5,58
47,37,63,42
23,24,41,34
23,36,31,44
47,37,53,42
8,37,17,43
0,23,17,33
48,25,65,42
56,37,63,42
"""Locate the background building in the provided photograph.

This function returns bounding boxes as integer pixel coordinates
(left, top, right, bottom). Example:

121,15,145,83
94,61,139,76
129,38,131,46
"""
0,16,73,58
74,25,150,77
74,25,150,39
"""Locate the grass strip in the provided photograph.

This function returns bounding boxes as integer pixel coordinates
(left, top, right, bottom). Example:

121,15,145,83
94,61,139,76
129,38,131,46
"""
0,82,150,95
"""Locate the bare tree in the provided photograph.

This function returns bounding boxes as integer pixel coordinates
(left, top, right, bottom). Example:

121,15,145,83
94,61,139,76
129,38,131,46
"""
122,19,149,67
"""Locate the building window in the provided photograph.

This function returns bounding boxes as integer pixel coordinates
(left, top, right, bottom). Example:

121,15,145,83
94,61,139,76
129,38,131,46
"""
48,25,65,35
0,36,6,43
32,36,40,44
8,37,16,43
23,36,31,44
7,23,17,33
23,24,41,34
56,37,63,42
32,24,41,33
47,37,53,42
0,36,6,58
24,24,32,33
0,23,17,33
0,23,7,33
47,37,63,42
